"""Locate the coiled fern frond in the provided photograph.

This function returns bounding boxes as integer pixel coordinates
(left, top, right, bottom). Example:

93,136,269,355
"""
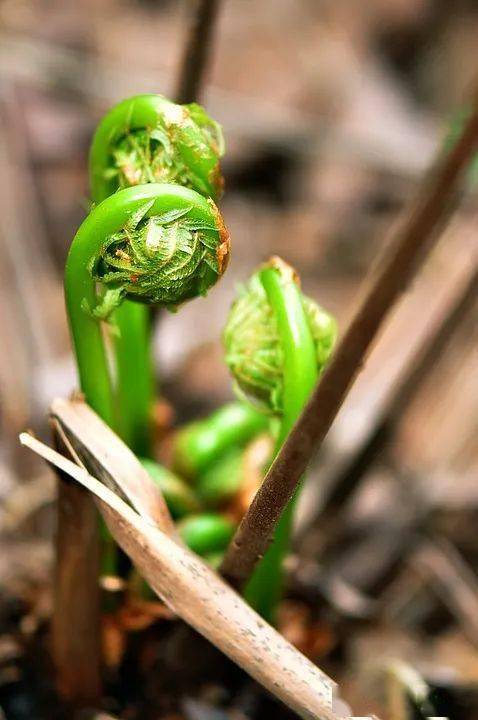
90,95,224,204
89,193,229,317
223,258,336,414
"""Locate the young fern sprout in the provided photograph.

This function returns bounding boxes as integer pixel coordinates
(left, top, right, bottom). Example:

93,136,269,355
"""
88,94,225,454
173,401,268,479
196,445,246,508
178,513,235,558
65,183,230,443
89,94,224,203
223,256,337,621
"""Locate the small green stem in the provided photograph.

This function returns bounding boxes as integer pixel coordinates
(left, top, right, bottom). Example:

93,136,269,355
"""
244,266,318,623
114,301,154,456
65,201,120,577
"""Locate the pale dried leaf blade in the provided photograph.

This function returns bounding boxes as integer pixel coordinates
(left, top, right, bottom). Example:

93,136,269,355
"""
50,397,176,536
19,432,349,720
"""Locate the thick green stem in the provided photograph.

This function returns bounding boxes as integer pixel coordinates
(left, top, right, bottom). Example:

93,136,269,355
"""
244,266,318,623
65,196,122,577
64,240,115,429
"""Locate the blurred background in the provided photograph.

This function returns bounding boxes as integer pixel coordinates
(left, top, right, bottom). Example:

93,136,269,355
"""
0,0,477,718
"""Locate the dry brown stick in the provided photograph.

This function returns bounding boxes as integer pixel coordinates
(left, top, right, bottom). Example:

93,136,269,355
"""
50,395,178,703
20,430,368,720
50,396,178,701
53,460,101,704
52,408,103,703
220,87,478,590
175,0,222,104
412,537,478,650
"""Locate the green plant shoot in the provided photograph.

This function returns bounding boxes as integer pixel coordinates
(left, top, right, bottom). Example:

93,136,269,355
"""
65,183,230,446
223,257,337,621
88,94,225,454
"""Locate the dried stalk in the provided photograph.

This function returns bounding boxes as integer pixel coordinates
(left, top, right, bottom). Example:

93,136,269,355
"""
175,0,222,104
53,457,101,703
50,394,178,702
50,394,179,701
412,538,478,649
20,421,373,720
220,87,478,590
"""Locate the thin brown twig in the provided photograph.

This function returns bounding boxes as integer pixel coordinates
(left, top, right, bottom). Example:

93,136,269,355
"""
49,396,181,701
412,537,478,649
220,85,478,591
175,0,222,104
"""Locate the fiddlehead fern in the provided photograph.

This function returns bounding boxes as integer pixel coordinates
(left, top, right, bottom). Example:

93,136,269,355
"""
87,192,229,317
224,257,336,415
65,183,229,429
90,94,224,204
222,257,336,622
89,95,225,454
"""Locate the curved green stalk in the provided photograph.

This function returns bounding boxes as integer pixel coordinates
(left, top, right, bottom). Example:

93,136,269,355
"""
223,257,336,620
89,94,224,454
243,263,318,622
66,181,229,571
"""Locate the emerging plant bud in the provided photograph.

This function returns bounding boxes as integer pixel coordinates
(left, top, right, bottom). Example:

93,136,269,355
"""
178,513,236,557
86,187,230,318
223,258,337,415
90,95,224,203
